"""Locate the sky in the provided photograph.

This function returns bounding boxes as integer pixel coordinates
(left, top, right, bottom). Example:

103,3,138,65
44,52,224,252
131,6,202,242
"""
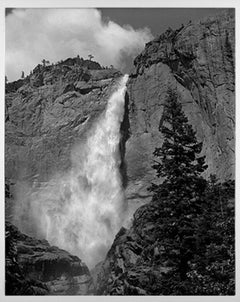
5,8,226,81
100,8,225,36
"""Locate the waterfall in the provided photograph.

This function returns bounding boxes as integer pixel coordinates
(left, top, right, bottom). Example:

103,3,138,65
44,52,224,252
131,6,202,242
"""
13,75,129,267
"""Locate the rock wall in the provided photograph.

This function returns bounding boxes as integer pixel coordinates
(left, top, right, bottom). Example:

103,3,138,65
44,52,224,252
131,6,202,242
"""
124,9,235,210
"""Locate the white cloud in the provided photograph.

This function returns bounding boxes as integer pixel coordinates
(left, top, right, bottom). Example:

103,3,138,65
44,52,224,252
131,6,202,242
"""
6,8,153,81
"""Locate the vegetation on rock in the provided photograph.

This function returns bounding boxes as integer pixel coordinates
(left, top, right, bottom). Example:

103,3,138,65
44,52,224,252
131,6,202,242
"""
147,89,235,295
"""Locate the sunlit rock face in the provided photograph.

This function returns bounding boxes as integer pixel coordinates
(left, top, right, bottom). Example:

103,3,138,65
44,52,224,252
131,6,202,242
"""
125,9,235,210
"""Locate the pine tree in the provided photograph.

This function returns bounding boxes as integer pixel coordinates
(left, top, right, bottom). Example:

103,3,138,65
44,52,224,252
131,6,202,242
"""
150,88,208,201
149,88,208,285
186,176,235,295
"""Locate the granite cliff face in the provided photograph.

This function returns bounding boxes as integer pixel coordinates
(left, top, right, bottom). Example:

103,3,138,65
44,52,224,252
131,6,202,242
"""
125,9,235,209
5,58,121,184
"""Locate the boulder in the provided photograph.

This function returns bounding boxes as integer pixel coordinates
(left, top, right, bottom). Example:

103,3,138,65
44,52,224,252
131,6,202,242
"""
5,222,92,295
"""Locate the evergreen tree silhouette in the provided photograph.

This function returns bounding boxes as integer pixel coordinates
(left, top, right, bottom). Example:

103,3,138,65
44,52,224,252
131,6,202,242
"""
150,88,208,200
149,88,208,282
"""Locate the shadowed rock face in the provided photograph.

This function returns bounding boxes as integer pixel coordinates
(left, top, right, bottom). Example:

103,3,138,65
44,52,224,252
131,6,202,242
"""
125,9,235,210
5,222,92,295
90,201,175,295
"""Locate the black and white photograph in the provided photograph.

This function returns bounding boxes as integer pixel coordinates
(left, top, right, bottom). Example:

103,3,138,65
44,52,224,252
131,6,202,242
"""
2,0,237,297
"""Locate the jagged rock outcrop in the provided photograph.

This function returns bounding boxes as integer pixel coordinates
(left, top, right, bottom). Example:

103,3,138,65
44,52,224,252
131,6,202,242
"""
125,9,235,209
5,222,91,295
90,203,172,295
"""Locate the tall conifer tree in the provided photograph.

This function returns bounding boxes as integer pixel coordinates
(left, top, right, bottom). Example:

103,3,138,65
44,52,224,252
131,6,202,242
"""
149,88,208,283
151,88,208,202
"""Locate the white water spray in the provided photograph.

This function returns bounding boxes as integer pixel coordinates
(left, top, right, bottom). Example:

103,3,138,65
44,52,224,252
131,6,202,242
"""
13,75,129,267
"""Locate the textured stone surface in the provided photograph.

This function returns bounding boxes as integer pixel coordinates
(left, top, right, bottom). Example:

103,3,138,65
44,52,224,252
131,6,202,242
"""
6,222,92,295
125,9,235,209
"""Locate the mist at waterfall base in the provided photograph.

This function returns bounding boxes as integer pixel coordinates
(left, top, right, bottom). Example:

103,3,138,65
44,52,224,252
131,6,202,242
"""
13,75,129,268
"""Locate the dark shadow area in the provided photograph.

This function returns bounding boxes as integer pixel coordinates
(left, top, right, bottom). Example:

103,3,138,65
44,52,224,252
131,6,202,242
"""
119,90,130,189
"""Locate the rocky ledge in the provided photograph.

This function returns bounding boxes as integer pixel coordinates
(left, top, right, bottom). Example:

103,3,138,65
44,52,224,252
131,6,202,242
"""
6,222,92,295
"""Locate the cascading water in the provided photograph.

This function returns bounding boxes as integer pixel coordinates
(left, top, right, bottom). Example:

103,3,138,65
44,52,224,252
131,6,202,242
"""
13,75,129,267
